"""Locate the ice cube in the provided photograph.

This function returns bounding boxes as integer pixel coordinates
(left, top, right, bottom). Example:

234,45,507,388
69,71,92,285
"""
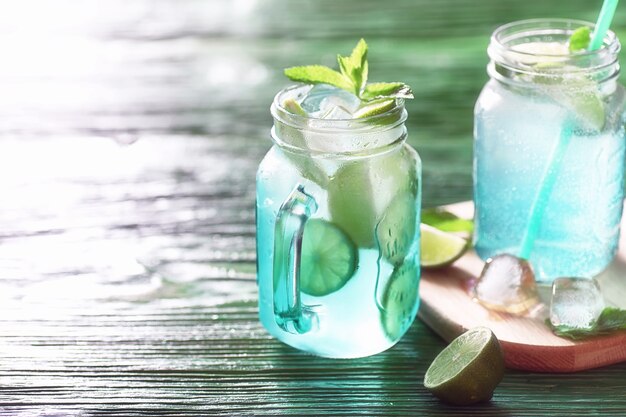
319,93,361,116
473,254,539,314
301,84,337,113
550,277,604,329
319,104,353,120
301,84,361,118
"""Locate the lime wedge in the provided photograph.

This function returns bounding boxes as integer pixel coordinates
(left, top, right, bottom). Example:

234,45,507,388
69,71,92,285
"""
282,98,306,116
420,224,468,268
529,65,606,131
381,260,419,340
376,193,418,265
328,148,416,249
328,161,378,247
300,218,358,296
559,80,605,131
353,99,395,118
424,327,505,405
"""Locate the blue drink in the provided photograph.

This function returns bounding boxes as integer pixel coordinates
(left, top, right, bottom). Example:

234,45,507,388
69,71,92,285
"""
257,85,421,358
474,20,626,282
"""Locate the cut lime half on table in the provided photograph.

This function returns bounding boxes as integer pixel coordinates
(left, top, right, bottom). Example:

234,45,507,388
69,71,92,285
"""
300,218,358,296
420,224,468,268
381,260,419,340
424,327,505,405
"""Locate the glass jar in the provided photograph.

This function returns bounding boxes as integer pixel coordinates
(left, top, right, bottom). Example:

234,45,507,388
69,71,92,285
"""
474,19,626,282
256,85,421,358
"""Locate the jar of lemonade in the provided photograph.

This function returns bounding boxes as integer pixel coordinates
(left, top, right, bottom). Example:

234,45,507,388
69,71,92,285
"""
474,19,626,282
256,83,421,358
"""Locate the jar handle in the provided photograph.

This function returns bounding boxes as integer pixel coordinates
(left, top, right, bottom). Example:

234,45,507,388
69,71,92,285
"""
272,184,318,334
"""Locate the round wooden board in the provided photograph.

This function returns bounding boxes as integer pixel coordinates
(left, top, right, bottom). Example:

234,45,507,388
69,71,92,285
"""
417,201,626,373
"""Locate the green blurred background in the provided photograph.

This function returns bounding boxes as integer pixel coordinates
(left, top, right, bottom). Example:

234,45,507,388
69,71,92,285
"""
230,0,626,206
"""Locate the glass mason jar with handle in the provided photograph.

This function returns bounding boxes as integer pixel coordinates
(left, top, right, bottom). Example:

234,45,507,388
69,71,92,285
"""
474,19,626,283
256,85,421,358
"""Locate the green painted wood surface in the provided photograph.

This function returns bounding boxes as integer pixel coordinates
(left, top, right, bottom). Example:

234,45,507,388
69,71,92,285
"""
0,0,625,415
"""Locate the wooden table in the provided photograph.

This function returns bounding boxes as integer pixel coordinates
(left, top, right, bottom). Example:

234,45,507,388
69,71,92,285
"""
1,1,625,415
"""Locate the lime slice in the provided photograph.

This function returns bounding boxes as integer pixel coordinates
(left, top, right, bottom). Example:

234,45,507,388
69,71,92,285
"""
300,218,358,296
381,260,419,340
420,224,468,268
328,148,415,248
282,98,306,116
376,192,418,265
328,161,378,247
424,327,505,405
529,64,606,131
558,80,605,131
353,99,395,118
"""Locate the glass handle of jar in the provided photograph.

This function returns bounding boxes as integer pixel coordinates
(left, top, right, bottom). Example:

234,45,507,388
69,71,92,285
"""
272,184,318,334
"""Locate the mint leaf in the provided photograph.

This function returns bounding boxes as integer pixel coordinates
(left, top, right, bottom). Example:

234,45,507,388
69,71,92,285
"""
569,26,591,52
284,39,413,103
362,82,414,101
549,307,626,340
422,208,474,234
337,38,368,95
284,65,354,91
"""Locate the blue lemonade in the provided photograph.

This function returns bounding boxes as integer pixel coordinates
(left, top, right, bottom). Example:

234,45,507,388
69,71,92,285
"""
257,84,421,358
474,20,626,282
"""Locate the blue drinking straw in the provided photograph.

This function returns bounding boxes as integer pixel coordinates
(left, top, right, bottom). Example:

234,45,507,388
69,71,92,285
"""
518,0,619,260
590,0,620,51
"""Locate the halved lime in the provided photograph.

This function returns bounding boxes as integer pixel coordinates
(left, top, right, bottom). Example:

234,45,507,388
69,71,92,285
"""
353,99,396,118
300,218,358,296
381,260,419,340
376,193,418,265
420,224,468,268
424,327,505,405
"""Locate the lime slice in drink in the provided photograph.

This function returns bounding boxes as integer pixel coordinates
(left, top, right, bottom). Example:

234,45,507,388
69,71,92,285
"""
353,99,396,118
376,192,418,265
328,161,378,247
328,148,415,249
282,98,307,116
420,224,468,268
300,218,358,296
424,327,505,405
381,260,419,340
558,80,605,131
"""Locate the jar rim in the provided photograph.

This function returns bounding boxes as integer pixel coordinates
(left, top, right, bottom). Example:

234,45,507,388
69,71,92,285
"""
487,18,620,82
270,84,407,133
270,85,408,157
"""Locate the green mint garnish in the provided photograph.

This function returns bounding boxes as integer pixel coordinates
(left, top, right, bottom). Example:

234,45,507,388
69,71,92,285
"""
569,26,592,52
548,306,626,340
421,208,474,234
284,39,413,102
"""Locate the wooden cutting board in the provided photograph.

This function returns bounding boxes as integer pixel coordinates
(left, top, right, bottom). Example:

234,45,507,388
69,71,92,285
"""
417,201,626,373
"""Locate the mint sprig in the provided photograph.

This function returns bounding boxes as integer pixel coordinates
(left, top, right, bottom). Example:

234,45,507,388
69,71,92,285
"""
569,26,592,52
548,306,626,340
284,39,413,102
